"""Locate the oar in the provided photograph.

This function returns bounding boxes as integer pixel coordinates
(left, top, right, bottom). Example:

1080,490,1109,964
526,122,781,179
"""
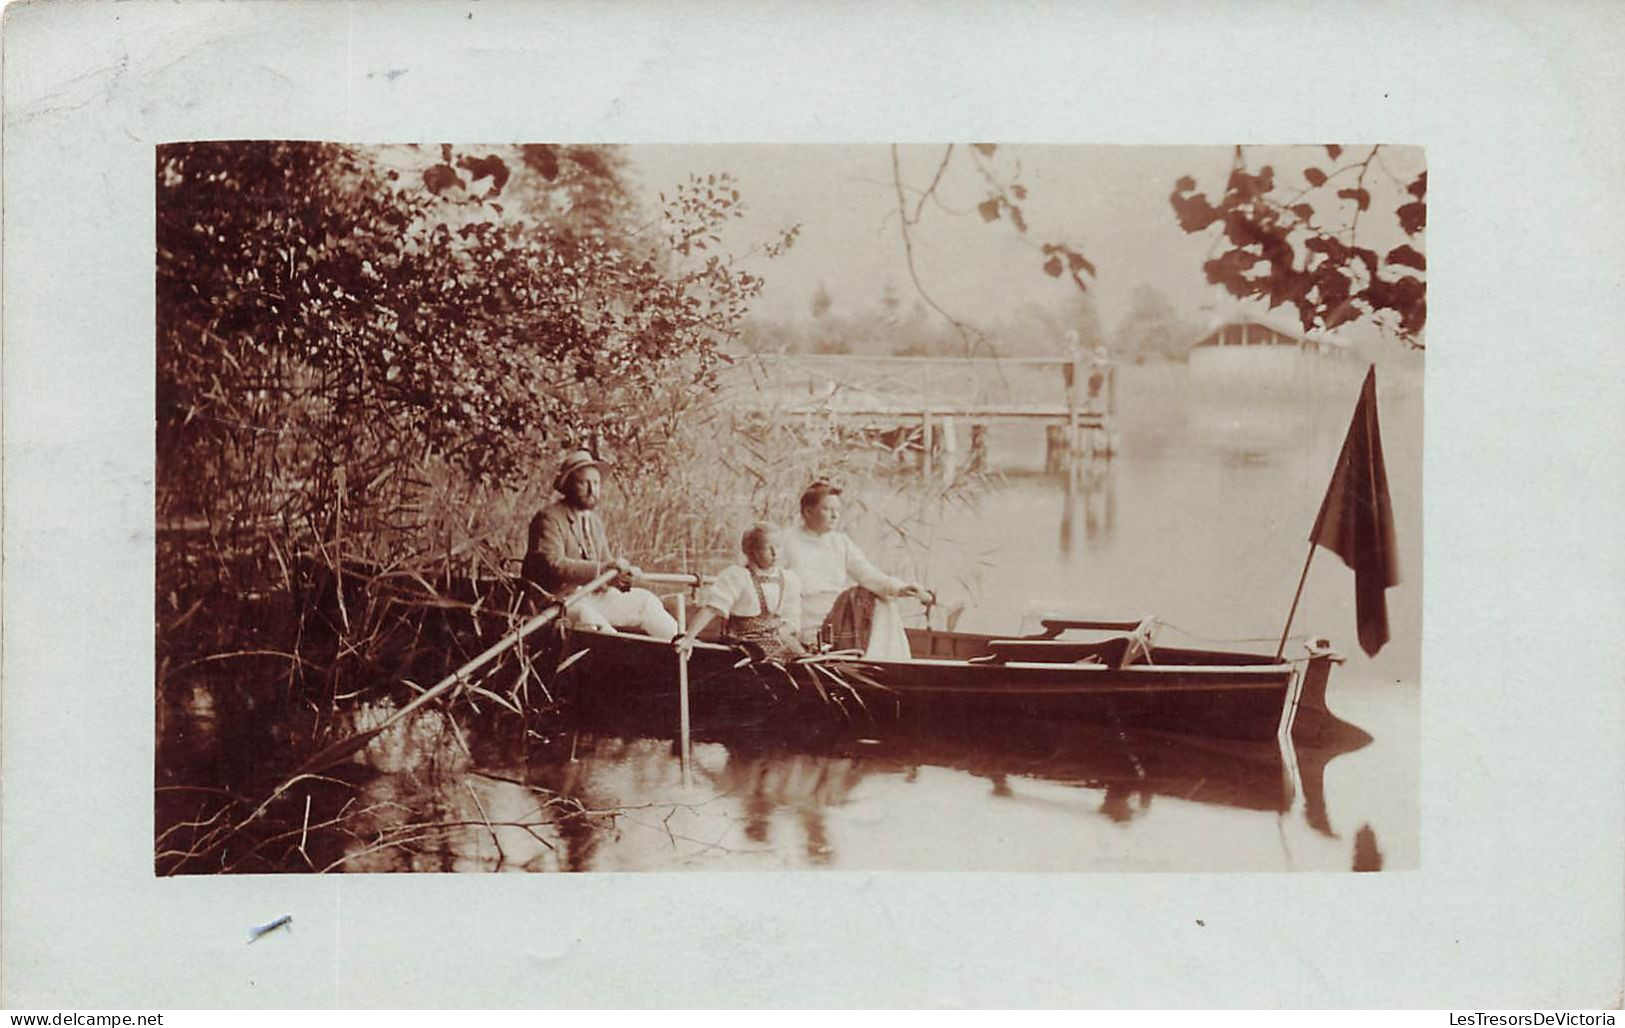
637,571,715,589
676,591,693,788
295,568,619,775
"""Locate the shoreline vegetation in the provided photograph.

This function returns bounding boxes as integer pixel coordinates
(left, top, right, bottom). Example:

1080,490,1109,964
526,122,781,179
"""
154,141,1423,873
155,392,988,874
154,142,989,873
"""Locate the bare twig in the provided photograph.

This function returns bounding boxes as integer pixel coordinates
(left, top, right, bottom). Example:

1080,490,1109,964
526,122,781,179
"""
462,778,507,868
909,144,955,224
889,145,990,358
297,793,313,870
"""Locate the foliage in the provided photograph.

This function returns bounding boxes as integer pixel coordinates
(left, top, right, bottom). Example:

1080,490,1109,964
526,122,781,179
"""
888,144,1096,353
740,301,1092,360
154,142,794,778
1057,290,1105,353
809,283,833,320
1169,145,1426,345
1113,284,1200,361
877,143,1423,356
157,142,784,553
878,281,902,322
605,393,992,607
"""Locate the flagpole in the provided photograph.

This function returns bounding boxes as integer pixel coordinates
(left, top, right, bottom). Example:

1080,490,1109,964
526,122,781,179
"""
1276,364,1394,663
677,537,693,789
1275,541,1318,662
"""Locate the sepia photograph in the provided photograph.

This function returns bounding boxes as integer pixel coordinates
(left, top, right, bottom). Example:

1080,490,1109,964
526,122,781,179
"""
7,0,1621,1010
154,141,1424,874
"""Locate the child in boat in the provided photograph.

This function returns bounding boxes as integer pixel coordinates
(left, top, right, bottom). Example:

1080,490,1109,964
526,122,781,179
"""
675,521,806,662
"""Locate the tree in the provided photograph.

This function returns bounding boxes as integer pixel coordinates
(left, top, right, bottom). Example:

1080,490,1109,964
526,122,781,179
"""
1169,145,1426,345
1113,284,1197,361
1062,289,1105,353
812,333,852,355
888,144,1095,354
810,283,833,320
156,142,783,551
877,280,904,326
884,144,1424,353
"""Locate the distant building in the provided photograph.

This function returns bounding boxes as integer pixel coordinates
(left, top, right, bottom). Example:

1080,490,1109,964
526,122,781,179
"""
1186,315,1357,458
1188,315,1341,355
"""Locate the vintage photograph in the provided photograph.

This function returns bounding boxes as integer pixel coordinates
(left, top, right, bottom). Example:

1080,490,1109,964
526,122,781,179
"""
154,142,1424,874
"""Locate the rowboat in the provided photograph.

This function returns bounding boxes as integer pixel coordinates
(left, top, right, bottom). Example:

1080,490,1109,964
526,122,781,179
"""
545,605,1359,747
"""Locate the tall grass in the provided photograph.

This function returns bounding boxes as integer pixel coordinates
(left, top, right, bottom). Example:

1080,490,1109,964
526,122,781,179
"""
154,375,991,872
608,396,991,589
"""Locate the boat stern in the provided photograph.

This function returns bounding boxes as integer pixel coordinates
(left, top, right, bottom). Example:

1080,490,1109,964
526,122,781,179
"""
1287,639,1347,746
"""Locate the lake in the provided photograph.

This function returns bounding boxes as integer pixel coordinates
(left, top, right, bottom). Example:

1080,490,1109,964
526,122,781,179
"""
298,357,1422,873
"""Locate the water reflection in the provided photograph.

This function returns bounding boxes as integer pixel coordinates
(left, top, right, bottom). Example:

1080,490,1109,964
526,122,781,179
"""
324,705,1369,872
1352,824,1384,872
708,748,862,864
1058,456,1116,555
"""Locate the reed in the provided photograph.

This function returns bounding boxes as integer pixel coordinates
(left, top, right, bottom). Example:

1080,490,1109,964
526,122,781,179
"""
154,371,991,874
606,395,990,587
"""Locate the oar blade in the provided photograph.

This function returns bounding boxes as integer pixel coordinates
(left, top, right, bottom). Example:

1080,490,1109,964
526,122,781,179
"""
295,729,383,777
290,569,618,776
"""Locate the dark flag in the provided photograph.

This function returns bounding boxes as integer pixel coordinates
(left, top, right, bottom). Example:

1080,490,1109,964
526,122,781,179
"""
1310,365,1400,656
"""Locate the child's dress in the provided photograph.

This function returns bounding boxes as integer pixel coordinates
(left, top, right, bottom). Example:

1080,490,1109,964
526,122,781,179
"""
698,565,803,661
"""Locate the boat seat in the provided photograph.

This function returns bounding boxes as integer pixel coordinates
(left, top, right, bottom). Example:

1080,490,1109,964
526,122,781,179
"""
1037,616,1143,638
976,636,1131,668
978,616,1157,669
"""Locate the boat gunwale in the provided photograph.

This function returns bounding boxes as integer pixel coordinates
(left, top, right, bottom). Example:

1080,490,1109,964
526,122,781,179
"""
562,629,1295,679
857,655,1293,675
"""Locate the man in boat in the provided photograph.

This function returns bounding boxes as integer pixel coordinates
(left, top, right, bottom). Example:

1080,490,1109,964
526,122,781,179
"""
782,480,929,659
521,449,679,640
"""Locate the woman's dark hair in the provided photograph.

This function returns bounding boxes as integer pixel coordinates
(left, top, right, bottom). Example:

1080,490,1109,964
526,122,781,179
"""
799,479,842,515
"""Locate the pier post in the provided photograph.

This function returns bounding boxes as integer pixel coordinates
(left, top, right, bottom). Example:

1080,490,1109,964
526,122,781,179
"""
939,415,957,481
1104,360,1117,457
1045,424,1066,473
921,361,934,479
921,407,934,479
1066,353,1083,454
969,423,987,471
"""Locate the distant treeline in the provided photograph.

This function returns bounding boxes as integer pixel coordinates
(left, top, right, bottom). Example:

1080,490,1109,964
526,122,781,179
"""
739,282,1203,362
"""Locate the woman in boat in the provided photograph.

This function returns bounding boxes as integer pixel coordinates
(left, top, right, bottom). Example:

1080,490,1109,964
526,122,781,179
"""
782,480,929,659
674,521,806,662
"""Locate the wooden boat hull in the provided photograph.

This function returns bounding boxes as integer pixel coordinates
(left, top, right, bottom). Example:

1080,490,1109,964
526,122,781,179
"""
549,625,1334,743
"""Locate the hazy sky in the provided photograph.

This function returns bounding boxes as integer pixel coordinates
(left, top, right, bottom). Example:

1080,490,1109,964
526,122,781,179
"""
625,144,1425,344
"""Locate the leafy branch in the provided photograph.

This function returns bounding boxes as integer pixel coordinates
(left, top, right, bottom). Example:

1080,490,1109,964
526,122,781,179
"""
1169,144,1426,345
887,144,1098,356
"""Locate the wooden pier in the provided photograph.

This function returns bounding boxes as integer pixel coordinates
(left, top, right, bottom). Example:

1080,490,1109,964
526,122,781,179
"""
724,352,1118,476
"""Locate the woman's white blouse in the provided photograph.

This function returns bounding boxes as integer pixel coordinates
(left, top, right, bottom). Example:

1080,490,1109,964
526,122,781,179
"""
698,564,802,629
781,526,903,633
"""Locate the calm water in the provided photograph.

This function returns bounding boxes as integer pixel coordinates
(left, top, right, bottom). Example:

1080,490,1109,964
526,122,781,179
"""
307,360,1424,873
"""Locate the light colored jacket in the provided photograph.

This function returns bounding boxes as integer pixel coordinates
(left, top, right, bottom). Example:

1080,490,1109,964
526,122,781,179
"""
781,525,903,633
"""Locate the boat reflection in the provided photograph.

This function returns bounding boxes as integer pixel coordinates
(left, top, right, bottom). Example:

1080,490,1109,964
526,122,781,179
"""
322,700,1370,872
